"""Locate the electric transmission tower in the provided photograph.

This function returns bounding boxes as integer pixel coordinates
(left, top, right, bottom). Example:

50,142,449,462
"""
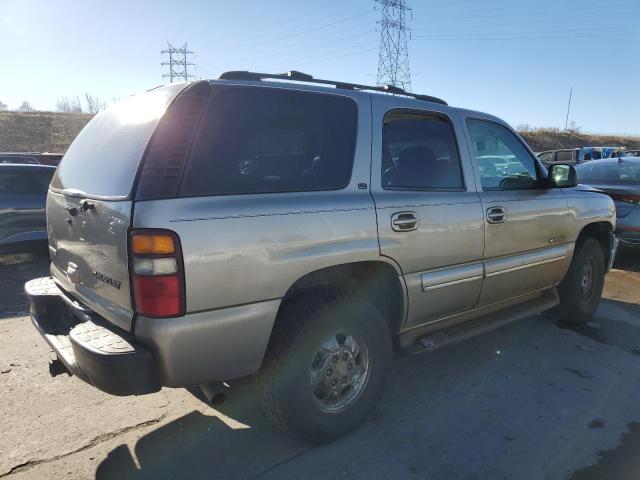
375,0,412,91
161,42,196,82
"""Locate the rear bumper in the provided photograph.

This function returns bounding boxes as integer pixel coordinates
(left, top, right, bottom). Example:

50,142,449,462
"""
26,276,281,393
25,277,160,396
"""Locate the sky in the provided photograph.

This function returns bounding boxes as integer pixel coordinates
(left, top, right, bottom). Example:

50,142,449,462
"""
1,0,639,135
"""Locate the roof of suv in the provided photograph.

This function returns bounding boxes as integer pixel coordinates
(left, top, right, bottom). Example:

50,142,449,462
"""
210,70,507,126
217,70,448,105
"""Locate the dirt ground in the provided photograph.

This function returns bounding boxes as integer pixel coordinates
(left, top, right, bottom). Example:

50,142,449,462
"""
1,249,639,479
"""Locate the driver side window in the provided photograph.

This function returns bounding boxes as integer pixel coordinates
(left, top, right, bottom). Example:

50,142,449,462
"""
467,118,539,190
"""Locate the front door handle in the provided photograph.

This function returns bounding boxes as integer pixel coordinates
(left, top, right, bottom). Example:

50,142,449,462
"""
486,206,506,224
391,212,418,232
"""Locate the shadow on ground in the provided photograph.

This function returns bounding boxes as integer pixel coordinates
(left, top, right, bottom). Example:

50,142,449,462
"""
0,248,49,319
96,298,640,480
613,248,640,273
96,377,305,480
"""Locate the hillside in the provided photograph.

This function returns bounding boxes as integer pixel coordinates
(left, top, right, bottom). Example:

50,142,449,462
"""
0,111,92,153
519,129,640,152
1,111,638,155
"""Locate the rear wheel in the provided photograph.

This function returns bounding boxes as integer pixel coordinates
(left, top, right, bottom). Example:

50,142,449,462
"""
257,289,392,444
557,237,605,324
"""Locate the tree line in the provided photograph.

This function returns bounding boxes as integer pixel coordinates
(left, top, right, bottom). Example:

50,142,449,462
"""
0,92,109,114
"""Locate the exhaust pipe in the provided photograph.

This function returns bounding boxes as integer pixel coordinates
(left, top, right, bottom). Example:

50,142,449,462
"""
200,382,228,406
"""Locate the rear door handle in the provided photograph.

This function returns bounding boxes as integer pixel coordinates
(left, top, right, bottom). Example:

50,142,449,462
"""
391,212,418,232
486,206,506,224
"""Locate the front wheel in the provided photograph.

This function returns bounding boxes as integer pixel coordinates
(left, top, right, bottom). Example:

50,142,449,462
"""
557,237,606,324
257,290,393,444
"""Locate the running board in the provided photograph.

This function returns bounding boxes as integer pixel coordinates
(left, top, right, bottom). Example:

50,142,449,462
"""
405,289,558,354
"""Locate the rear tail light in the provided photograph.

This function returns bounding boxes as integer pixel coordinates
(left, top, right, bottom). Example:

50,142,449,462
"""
130,230,185,318
610,194,640,204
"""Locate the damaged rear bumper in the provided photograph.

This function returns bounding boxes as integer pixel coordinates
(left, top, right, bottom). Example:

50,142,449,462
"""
25,277,160,396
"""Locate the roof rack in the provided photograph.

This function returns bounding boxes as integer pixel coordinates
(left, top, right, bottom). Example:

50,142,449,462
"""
218,70,448,106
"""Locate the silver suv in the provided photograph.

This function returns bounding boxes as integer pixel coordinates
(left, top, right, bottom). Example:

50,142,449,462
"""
26,71,618,444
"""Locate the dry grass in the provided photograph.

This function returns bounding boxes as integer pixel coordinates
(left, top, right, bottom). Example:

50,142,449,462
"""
0,111,92,153
519,128,640,152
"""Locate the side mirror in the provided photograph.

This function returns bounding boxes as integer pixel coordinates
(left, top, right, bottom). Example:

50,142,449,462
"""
547,164,577,188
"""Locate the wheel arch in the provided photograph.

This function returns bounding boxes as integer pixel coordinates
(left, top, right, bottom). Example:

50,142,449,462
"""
274,260,407,345
576,221,614,267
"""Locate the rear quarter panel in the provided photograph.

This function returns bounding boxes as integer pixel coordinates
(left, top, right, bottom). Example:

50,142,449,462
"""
133,191,382,312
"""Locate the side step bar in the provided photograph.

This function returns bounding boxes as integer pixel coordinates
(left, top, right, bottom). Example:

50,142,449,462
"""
405,289,559,354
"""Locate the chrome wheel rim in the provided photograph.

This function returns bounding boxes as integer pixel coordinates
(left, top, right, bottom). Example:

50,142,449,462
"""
309,333,370,413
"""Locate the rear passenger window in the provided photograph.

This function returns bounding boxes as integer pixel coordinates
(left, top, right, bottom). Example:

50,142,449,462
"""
382,112,464,190
180,88,357,196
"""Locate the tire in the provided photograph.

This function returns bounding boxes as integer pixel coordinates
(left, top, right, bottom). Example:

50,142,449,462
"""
257,289,393,444
557,237,606,324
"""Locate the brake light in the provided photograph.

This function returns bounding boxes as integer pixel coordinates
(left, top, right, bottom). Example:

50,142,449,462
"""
130,230,185,317
610,194,640,204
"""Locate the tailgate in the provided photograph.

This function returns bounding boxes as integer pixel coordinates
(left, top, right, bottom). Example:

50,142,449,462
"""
48,190,134,330
44,82,192,331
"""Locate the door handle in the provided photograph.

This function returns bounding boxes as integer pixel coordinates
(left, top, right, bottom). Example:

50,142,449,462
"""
391,212,418,232
486,206,506,224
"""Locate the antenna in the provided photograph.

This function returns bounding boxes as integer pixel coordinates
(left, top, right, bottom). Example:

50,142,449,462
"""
161,42,196,82
375,0,412,90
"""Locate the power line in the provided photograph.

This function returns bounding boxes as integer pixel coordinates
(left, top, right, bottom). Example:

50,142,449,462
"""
230,29,377,68
262,42,379,72
236,10,376,52
413,31,640,41
234,8,375,49
412,7,640,30
161,42,196,82
376,0,412,90
412,2,639,20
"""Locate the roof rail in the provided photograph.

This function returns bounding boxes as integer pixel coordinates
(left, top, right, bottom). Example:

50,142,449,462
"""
218,70,447,106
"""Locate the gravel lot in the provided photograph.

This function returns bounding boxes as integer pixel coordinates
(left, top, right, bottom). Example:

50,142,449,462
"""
1,248,639,479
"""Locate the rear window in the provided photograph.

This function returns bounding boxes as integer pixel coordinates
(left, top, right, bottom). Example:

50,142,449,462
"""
180,87,357,197
0,168,44,194
50,83,186,198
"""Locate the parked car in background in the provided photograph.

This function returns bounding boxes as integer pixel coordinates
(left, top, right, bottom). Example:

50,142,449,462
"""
615,149,640,158
538,146,622,167
0,163,56,252
575,157,640,248
0,152,63,166
26,72,617,444
537,148,579,166
0,153,40,165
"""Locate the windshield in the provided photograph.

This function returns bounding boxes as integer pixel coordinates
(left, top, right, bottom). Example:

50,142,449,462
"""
576,162,640,182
